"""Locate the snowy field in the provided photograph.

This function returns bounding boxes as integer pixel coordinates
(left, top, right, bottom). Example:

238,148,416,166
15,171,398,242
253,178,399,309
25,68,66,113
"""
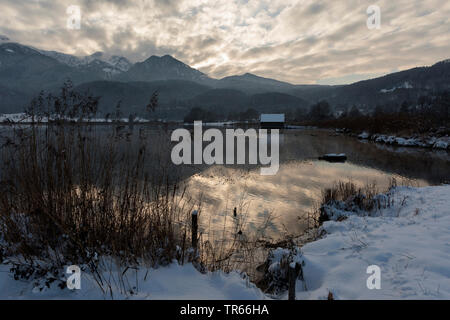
0,262,265,300
0,185,449,299
296,185,450,299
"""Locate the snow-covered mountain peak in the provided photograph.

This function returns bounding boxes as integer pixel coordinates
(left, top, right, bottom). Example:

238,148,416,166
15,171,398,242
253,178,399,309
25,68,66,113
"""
38,49,132,73
107,55,132,72
123,54,210,83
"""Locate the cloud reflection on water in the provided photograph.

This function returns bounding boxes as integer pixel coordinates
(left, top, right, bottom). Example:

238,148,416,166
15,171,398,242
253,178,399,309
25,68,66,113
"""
185,160,429,239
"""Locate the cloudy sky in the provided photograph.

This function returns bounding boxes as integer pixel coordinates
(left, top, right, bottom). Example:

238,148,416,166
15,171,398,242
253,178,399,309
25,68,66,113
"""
1,0,449,84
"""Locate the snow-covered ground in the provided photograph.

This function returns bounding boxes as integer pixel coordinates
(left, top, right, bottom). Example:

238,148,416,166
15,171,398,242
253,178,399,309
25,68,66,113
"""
357,131,450,150
0,185,449,299
0,262,265,300
296,185,450,299
0,113,149,123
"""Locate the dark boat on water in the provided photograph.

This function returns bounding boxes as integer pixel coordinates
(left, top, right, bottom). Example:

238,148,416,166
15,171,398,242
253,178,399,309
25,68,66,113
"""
318,153,347,163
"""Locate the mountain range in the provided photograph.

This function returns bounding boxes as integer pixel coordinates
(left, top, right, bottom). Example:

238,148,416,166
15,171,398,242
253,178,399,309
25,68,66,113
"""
1,36,449,119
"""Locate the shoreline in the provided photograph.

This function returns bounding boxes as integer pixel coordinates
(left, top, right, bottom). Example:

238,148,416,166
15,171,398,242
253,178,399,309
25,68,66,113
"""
355,131,450,150
1,184,449,299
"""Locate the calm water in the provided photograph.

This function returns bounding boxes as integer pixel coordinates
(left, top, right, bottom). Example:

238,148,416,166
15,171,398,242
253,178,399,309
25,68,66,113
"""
180,129,450,240
1,125,449,240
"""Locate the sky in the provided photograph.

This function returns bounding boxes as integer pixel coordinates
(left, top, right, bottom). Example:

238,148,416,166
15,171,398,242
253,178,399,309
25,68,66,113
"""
0,0,449,85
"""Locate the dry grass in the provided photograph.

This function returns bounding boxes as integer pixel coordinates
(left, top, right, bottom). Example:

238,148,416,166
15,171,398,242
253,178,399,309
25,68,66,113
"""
198,196,276,280
316,179,399,225
0,83,198,293
0,82,279,293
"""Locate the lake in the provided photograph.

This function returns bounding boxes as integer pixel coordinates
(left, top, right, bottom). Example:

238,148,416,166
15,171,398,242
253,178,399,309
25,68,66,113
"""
1,124,449,242
179,128,450,241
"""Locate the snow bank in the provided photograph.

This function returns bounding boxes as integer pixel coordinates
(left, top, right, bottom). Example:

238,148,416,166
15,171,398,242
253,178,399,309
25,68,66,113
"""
296,185,450,299
201,121,237,127
1,185,449,300
359,132,450,150
0,262,266,300
358,132,369,139
0,113,32,122
0,113,150,124
434,137,450,149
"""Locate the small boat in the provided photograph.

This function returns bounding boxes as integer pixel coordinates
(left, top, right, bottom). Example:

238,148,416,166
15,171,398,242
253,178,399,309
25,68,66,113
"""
318,153,347,163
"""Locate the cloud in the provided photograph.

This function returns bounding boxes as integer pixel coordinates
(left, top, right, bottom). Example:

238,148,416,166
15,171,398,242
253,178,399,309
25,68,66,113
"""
0,0,449,84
